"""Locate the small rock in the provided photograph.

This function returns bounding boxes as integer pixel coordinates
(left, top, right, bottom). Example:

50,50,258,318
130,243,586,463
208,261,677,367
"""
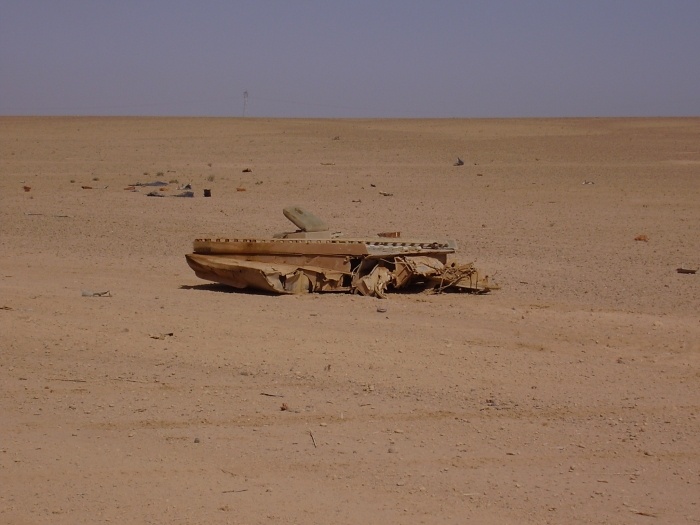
194,437,200,443
377,307,387,313
388,447,398,453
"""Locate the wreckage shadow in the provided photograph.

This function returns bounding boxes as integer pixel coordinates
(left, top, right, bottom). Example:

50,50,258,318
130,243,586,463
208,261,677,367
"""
179,283,486,297
178,284,279,296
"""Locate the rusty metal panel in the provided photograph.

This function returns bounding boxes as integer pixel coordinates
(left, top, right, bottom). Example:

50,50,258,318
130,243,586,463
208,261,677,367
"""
186,254,348,295
194,239,369,257
221,254,352,273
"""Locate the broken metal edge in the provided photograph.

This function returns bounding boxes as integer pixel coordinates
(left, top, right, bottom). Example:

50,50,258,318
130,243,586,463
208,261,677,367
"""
186,254,350,294
186,253,494,296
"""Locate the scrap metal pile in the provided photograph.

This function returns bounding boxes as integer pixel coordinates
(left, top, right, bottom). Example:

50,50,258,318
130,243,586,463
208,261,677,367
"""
185,207,495,297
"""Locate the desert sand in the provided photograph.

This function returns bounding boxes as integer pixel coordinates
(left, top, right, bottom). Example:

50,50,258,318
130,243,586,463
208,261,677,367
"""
1,116,699,524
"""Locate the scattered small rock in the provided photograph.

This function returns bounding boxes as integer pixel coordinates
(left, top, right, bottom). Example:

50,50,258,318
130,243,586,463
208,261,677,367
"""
194,437,200,443
82,290,111,297
149,332,173,340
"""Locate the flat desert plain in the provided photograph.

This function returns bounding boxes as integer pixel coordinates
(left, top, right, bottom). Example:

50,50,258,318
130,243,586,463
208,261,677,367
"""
1,117,699,525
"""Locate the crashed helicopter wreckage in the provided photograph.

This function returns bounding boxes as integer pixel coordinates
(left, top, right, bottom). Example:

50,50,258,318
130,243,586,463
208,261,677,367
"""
185,207,496,297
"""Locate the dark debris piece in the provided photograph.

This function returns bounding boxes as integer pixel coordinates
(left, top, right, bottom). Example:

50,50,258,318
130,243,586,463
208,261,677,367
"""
133,181,169,187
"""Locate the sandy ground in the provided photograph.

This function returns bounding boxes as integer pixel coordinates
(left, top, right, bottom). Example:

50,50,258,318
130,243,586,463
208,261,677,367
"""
1,116,699,524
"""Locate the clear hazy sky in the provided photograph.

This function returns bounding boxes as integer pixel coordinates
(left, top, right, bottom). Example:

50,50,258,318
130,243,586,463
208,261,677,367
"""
1,1,698,118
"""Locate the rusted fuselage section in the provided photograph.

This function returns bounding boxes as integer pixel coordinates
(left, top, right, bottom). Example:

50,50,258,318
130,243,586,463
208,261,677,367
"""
185,208,495,297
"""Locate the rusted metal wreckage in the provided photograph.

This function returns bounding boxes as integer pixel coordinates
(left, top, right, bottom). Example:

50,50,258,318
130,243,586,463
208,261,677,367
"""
185,207,496,297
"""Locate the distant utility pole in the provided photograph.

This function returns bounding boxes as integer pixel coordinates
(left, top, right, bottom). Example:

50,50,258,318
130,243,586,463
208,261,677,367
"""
243,91,248,117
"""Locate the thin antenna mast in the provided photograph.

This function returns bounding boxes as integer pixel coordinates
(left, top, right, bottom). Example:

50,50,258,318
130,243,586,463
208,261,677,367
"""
243,90,248,117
